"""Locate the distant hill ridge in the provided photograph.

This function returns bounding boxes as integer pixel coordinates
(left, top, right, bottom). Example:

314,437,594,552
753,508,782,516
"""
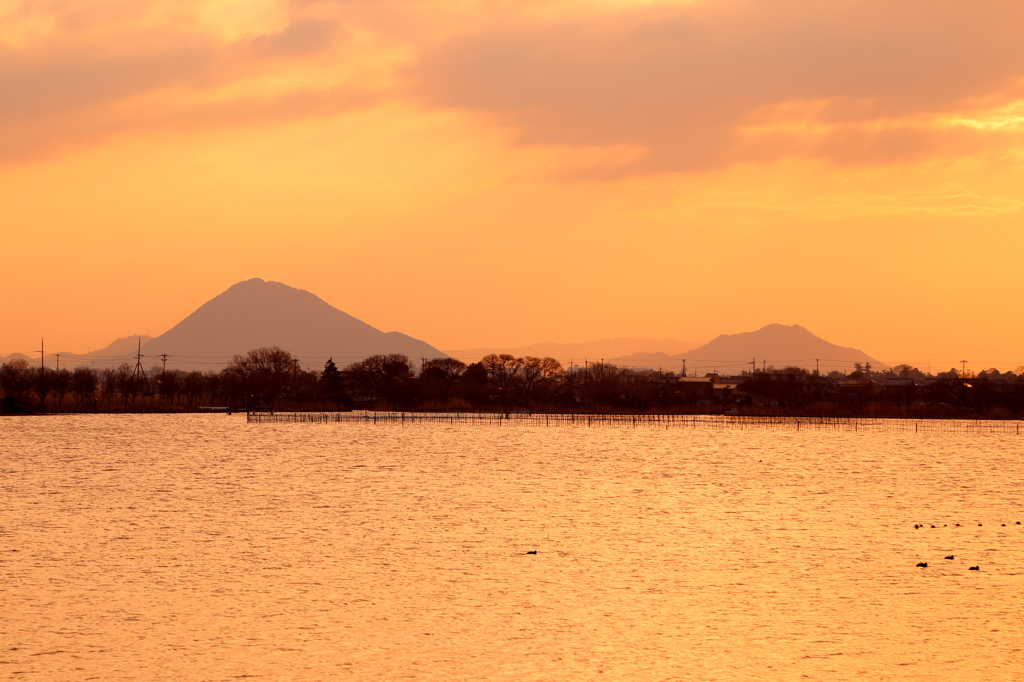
610,324,885,373
445,338,702,364
0,335,155,370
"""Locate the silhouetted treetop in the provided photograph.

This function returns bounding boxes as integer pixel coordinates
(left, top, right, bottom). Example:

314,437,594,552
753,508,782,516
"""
223,346,297,404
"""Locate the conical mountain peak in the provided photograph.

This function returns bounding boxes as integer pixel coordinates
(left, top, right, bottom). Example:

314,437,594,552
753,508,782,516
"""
687,323,884,372
610,323,883,373
141,280,446,371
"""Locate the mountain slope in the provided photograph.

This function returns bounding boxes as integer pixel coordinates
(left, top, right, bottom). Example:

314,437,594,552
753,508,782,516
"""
611,324,885,373
141,279,446,371
84,335,154,358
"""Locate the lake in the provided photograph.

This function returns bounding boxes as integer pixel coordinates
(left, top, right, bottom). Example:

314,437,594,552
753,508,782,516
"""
2,414,1023,680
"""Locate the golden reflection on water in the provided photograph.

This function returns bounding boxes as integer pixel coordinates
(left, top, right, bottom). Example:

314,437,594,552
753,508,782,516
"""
2,414,1023,680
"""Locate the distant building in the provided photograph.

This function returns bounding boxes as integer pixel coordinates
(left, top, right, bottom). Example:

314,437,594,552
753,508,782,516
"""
676,373,741,400
712,380,741,398
678,373,721,384
883,377,921,388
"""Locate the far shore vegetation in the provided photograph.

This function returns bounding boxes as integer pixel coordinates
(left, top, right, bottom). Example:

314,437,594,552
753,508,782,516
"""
3,347,1024,420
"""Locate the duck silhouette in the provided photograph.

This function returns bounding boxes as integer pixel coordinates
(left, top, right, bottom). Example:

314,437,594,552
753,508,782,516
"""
916,562,928,567
969,566,980,571
526,550,537,555
944,555,955,560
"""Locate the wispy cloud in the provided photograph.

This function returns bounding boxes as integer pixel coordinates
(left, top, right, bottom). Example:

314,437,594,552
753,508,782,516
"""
409,0,1024,174
3,0,1023,172
0,0,362,161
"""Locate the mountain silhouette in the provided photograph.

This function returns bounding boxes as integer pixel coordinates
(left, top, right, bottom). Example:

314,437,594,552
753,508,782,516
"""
610,324,885,373
141,279,446,371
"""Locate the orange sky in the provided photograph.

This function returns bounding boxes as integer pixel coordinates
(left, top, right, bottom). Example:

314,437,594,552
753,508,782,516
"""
2,0,1023,369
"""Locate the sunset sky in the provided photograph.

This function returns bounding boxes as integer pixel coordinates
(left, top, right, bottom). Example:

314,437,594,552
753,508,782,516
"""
2,0,1023,369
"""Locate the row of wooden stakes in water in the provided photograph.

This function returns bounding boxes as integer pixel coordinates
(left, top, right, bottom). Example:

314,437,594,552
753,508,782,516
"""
247,411,1024,433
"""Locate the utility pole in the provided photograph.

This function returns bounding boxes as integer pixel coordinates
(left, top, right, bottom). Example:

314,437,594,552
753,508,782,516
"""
816,358,819,375
39,338,44,369
160,354,168,373
55,353,60,371
751,358,755,375
681,359,686,378
131,337,146,382
960,360,968,379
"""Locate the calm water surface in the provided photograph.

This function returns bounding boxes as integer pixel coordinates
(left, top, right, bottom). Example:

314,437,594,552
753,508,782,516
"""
2,414,1023,681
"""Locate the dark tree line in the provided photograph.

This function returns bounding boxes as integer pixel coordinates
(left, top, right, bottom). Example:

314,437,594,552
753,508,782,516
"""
4,349,1024,418
0,358,231,414
733,365,1024,418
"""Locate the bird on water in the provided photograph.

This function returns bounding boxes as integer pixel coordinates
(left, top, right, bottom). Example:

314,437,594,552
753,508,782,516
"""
945,555,955,560
969,566,980,571
526,550,537,555
916,562,928,567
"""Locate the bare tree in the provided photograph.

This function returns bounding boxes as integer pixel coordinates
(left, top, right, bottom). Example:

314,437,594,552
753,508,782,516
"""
580,362,625,407
202,371,221,407
344,354,414,406
518,356,563,406
182,371,206,408
158,370,181,407
52,368,71,412
223,347,297,406
0,359,31,413
31,367,53,411
113,364,135,409
71,367,99,411
0,359,30,397
481,354,523,406
100,368,118,408
420,358,468,401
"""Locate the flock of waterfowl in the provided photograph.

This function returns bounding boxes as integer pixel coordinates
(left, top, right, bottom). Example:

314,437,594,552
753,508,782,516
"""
912,521,1020,571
